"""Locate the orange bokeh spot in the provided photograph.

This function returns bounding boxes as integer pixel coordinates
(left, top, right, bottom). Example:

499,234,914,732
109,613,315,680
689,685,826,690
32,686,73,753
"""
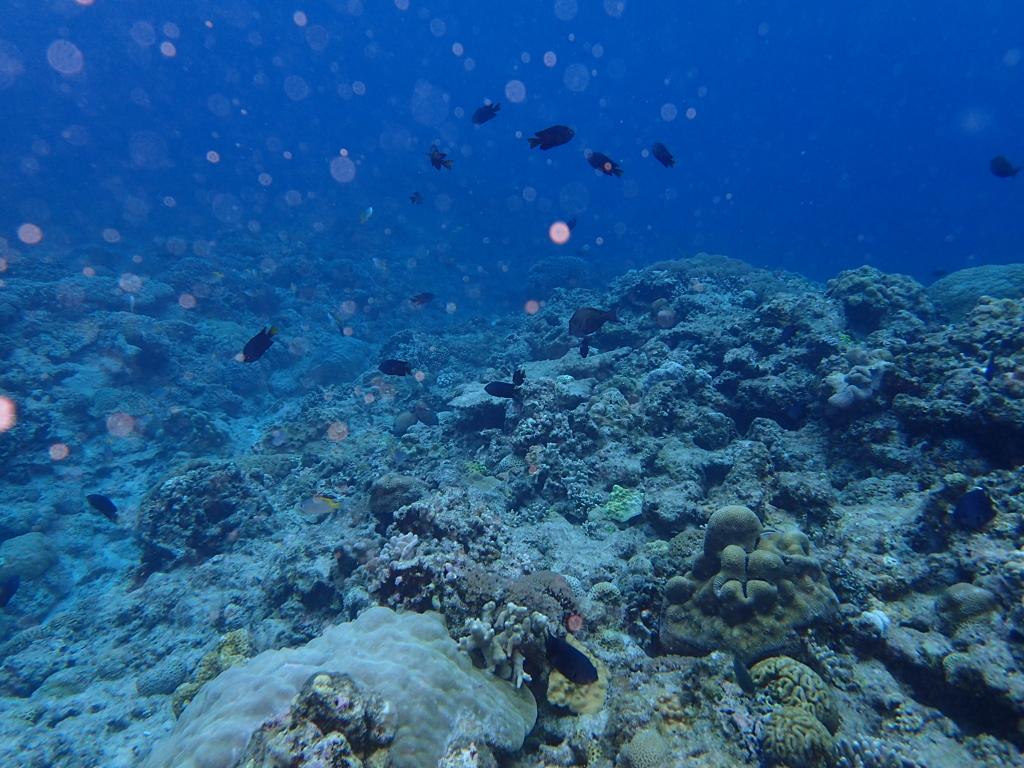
178,293,197,309
17,223,42,244
0,397,16,431
363,393,375,404
414,370,426,382
0,257,7,272
160,41,176,57
106,412,134,437
548,221,571,245
83,267,96,277
327,422,349,441
119,273,143,293
524,300,540,315
49,443,70,460
207,151,220,163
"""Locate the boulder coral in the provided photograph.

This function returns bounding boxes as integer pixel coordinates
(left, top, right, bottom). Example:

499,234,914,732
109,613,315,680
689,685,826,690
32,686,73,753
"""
660,505,838,658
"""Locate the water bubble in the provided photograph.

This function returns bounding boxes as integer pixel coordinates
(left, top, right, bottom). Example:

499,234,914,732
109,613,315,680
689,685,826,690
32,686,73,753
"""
293,11,308,26
212,193,243,224
179,293,196,309
166,237,188,255
163,22,181,39
284,190,302,206
463,58,475,71
592,44,604,58
208,93,232,117
160,42,176,57
131,21,156,46
452,43,464,56
504,79,526,103
558,182,590,216
17,224,42,244
352,80,366,95
554,0,578,21
47,40,84,75
544,51,557,67
660,103,677,122
258,172,272,186
49,443,70,460
284,75,310,100
603,0,625,17
347,0,363,15
330,155,356,183
430,18,446,36
106,412,134,437
524,300,540,315
563,63,589,92
102,228,120,243
129,131,169,169
206,150,220,163
523,187,537,202
410,80,449,126
686,107,696,119
0,40,24,89
306,25,329,50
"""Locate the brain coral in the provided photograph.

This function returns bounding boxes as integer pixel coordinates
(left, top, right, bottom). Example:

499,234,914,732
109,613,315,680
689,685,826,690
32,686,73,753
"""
750,656,841,734
660,506,838,658
934,582,997,631
761,705,837,768
144,607,536,768
620,728,669,768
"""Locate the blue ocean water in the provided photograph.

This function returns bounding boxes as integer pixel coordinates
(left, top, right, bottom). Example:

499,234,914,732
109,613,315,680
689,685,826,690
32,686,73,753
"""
0,0,1020,284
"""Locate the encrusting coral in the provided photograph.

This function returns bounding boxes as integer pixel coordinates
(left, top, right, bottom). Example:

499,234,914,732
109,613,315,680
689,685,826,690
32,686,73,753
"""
545,633,608,715
660,505,839,659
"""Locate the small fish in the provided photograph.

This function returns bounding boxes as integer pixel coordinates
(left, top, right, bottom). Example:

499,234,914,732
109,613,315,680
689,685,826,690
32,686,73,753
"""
733,654,755,695
326,310,343,332
566,217,576,231
414,403,438,425
527,125,575,150
513,369,525,386
0,575,19,608
953,487,996,530
778,325,796,343
409,292,435,306
393,410,418,436
471,101,501,124
545,633,598,685
242,325,279,362
410,191,424,204
652,142,676,168
298,495,339,521
86,493,118,522
485,381,520,399
580,336,590,358
587,151,624,177
931,269,949,278
985,350,998,382
569,307,618,337
379,359,413,376
360,206,374,223
427,145,453,170
576,244,591,256
372,257,388,272
990,156,1020,178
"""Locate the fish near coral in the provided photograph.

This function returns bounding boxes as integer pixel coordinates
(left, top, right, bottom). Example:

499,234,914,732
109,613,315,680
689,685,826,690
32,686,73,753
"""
379,359,413,376
87,493,118,521
569,307,618,337
393,410,418,436
241,325,279,362
953,488,996,530
545,633,598,685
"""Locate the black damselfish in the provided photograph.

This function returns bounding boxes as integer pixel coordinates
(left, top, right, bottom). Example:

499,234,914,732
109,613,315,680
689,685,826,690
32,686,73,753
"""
471,102,501,124
545,633,598,685
87,493,118,521
379,359,413,376
990,156,1020,178
427,145,452,170
527,125,575,150
580,336,590,358
242,326,278,362
953,488,996,530
652,142,675,168
485,381,519,398
587,151,623,177
0,575,19,608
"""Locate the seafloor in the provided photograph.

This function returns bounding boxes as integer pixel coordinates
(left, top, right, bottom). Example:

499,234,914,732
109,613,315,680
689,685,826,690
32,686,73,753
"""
2,233,1024,768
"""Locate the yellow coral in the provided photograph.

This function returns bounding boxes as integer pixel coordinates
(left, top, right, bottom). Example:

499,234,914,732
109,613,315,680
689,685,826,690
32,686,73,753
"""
171,629,253,718
546,635,608,714
761,706,837,768
750,656,841,734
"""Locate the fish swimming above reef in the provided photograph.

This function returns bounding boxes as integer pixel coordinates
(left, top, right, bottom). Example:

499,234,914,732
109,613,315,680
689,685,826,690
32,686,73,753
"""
241,325,279,362
651,142,676,168
360,206,373,223
393,410,418,436
527,125,575,150
485,369,525,398
953,487,996,530
409,191,424,204
569,307,618,337
427,145,453,170
298,495,339,522
379,359,413,376
990,156,1020,178
545,633,598,685
409,292,434,306
0,575,19,609
587,151,624,177
413,403,438,425
471,102,501,124
579,336,591,358
86,493,118,521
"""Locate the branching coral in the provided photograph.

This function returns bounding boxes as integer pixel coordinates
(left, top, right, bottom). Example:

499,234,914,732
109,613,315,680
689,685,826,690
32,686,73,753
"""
458,601,549,688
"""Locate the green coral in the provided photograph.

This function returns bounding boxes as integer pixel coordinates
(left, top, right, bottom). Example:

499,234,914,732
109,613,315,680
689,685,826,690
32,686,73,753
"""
171,629,254,718
761,706,837,768
659,505,839,659
463,460,487,475
590,484,644,524
934,582,997,632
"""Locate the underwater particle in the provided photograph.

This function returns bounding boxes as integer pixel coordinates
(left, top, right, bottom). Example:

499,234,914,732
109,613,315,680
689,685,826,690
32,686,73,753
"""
327,422,349,441
379,359,413,376
569,306,618,336
651,142,675,167
990,156,1020,178
472,102,501,124
293,10,308,26
549,221,571,244
17,223,42,244
47,39,84,75
528,125,574,150
0,574,19,608
566,613,583,632
524,300,540,314
298,495,339,522
0,396,16,431
446,301,457,314
587,151,623,177
119,273,143,292
106,412,134,436
160,42,176,57
953,488,996,530
178,293,197,309
660,103,677,122
241,325,279,362
49,443,70,460
563,63,590,92
86,494,118,521
504,79,526,103
330,155,356,183
426,145,453,170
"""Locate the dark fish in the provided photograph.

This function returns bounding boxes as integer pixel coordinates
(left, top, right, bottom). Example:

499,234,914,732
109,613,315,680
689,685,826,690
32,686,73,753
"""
569,307,618,337
409,191,424,204
414,403,438,425
778,325,796,343
953,488,996,530
393,410,417,436
580,336,590,358
733,654,755,695
545,633,598,685
587,151,623,177
527,125,575,150
931,269,948,278
86,493,118,522
242,326,279,362
513,369,525,386
990,156,1020,178
379,359,413,376
409,292,434,306
566,217,576,231
471,102,501,124
652,142,676,168
485,381,519,399
427,145,453,171
0,575,19,608
985,350,998,382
